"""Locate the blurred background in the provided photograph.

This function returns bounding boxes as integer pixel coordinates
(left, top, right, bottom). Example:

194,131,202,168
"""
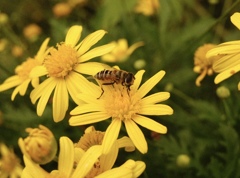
0,0,240,177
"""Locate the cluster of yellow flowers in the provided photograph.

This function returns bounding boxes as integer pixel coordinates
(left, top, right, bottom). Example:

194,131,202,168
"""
0,25,173,177
193,12,240,90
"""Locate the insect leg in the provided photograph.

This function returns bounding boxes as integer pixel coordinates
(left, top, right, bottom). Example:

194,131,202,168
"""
97,81,116,99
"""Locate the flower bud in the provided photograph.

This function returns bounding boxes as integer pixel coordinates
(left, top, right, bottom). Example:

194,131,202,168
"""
11,45,24,57
216,86,230,99
23,24,42,42
52,2,72,18
18,125,57,165
176,154,190,168
0,13,9,25
134,59,146,69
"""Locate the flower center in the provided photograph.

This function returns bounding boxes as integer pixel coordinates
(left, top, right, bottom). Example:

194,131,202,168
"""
103,85,141,121
15,58,40,80
75,131,104,151
44,43,78,78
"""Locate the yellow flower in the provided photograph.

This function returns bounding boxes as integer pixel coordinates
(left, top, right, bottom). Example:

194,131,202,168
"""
101,39,144,63
193,44,221,86
134,0,159,16
69,69,173,154
206,12,240,90
18,125,57,165
0,38,49,100
21,136,145,178
30,25,115,122
73,126,141,177
0,143,23,178
53,2,72,18
23,23,42,42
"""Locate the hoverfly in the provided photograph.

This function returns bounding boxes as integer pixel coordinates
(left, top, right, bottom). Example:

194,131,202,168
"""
94,69,135,99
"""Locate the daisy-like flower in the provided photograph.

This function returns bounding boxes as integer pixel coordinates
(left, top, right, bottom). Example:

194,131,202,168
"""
21,136,145,178
0,143,23,178
69,69,173,154
0,38,49,100
101,39,144,63
74,126,143,177
30,25,115,122
206,12,240,90
193,43,221,86
134,0,159,16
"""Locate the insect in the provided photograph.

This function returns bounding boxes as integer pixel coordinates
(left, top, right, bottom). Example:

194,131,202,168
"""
94,69,135,99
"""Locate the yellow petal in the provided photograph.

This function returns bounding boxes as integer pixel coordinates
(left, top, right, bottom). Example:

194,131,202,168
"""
141,92,170,104
31,78,39,88
94,167,132,178
127,41,144,55
67,72,101,103
213,53,240,72
131,70,145,91
125,120,147,154
132,161,146,177
116,136,135,152
230,12,240,30
58,137,74,177
214,64,240,84
53,80,68,122
35,38,50,62
75,62,110,75
30,78,56,116
133,114,167,133
77,30,106,56
206,41,240,57
69,112,110,126
30,66,48,78
102,119,122,154
11,79,31,100
72,145,102,178
0,76,21,92
101,53,116,62
23,156,48,178
137,70,165,98
30,78,56,104
65,25,83,47
99,142,118,172
70,103,105,115
139,104,173,115
78,43,116,63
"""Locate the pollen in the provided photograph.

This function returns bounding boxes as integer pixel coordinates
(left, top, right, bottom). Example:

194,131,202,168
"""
104,86,141,121
44,43,78,78
15,58,40,80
